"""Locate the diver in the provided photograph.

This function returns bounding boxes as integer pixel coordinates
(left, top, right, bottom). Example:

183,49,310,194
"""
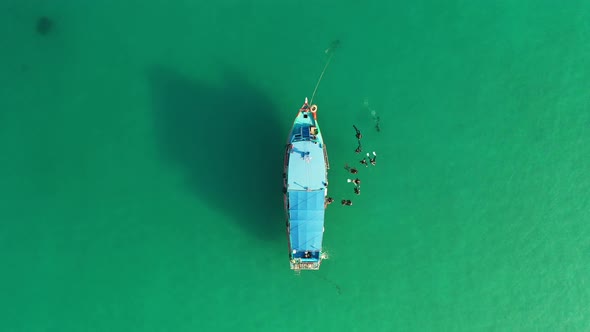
365,98,381,133
355,143,362,154
371,112,381,132
353,125,362,140
344,163,358,174
368,151,377,166
347,178,361,186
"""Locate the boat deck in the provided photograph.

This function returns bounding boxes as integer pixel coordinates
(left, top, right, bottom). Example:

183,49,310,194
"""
286,140,327,191
286,111,327,192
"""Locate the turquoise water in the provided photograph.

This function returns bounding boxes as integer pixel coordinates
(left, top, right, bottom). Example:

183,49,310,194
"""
1,1,590,331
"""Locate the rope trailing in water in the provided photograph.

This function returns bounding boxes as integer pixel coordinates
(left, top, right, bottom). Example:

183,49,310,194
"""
310,47,336,106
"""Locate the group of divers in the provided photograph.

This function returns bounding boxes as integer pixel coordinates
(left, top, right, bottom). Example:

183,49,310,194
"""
325,125,377,207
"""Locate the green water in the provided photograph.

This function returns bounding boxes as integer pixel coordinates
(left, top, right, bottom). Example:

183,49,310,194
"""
2,1,590,331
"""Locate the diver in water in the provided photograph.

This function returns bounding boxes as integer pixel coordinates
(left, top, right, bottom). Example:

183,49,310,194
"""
353,125,363,153
375,116,381,132
353,125,362,140
365,98,381,133
355,143,362,154
368,151,377,166
344,163,358,174
371,111,381,133
347,178,361,186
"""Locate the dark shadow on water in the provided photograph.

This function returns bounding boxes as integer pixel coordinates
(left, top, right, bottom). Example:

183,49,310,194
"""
148,66,285,242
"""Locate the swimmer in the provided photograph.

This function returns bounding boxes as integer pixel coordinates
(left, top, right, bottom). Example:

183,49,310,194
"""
355,143,362,154
354,187,360,195
347,178,361,186
368,151,377,166
325,197,334,205
341,199,353,206
360,158,368,167
366,99,381,133
344,164,358,174
353,125,362,140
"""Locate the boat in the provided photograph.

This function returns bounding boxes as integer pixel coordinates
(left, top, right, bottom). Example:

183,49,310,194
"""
283,98,330,271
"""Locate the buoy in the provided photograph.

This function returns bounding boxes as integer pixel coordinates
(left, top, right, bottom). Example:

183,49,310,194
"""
310,105,318,119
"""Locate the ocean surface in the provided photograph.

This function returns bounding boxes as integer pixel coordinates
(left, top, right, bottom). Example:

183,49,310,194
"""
1,1,590,331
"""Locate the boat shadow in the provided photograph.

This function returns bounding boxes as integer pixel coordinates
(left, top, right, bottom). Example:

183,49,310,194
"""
148,66,285,242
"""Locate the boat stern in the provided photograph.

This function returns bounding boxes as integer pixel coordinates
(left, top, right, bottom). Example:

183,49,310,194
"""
289,250,323,270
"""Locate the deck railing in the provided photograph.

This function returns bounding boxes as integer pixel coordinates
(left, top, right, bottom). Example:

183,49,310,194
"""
323,144,330,170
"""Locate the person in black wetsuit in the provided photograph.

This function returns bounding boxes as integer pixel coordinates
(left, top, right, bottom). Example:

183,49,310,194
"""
353,125,362,153
368,151,377,166
347,178,361,186
353,125,362,140
344,163,358,174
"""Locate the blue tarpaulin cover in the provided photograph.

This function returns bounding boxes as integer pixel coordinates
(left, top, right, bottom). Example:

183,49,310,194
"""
288,189,325,252
287,140,326,191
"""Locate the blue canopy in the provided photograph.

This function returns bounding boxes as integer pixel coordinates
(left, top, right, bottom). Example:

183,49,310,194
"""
288,189,325,252
286,140,327,191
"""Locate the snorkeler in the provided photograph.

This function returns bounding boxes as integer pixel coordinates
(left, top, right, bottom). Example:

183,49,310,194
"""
368,151,377,166
347,178,361,186
344,163,358,174
355,143,362,154
365,98,381,133
353,125,362,140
